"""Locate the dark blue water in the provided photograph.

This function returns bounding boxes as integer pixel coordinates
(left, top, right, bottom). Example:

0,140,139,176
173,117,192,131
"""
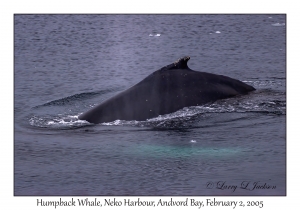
14,14,286,196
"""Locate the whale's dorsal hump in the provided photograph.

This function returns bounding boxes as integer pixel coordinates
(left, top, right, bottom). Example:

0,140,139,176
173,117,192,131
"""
159,56,191,71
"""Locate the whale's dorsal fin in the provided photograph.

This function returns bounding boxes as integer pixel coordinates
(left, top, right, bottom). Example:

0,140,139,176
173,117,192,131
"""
173,56,190,69
159,56,191,71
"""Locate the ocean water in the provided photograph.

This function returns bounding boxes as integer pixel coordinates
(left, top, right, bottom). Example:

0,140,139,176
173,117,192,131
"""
14,14,286,196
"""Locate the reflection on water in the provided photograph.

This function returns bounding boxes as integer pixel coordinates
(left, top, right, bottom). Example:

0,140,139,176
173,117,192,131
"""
129,144,242,159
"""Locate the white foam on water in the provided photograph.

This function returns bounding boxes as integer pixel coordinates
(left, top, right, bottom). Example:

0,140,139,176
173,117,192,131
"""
29,114,90,128
271,23,285,27
102,119,122,125
149,33,161,37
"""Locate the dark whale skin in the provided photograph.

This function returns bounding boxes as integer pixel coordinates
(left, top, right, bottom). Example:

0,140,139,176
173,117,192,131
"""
79,56,255,124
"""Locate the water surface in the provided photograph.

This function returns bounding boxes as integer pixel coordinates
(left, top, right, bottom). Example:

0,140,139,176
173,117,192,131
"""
14,14,286,195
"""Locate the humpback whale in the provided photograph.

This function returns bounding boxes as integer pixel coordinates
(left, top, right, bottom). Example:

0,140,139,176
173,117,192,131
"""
79,56,255,124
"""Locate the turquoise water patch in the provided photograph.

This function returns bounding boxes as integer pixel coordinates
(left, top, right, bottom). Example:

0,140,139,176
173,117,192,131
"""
128,144,241,159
